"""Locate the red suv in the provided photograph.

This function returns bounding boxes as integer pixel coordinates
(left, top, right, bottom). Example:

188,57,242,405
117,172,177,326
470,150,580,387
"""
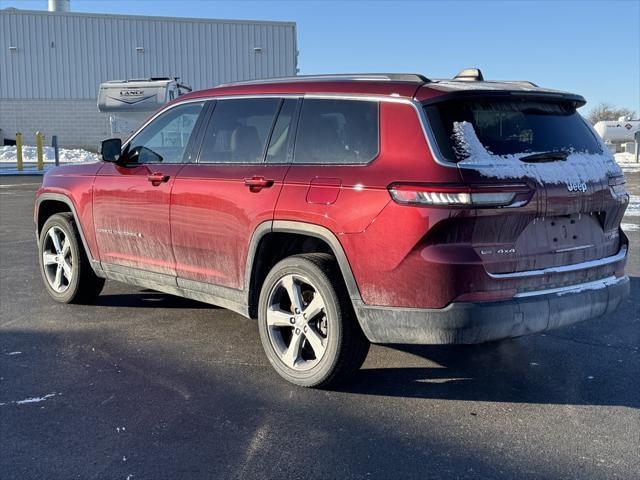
35,70,630,387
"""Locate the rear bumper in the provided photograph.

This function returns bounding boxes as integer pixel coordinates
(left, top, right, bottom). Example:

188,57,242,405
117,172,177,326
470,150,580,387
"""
355,275,630,344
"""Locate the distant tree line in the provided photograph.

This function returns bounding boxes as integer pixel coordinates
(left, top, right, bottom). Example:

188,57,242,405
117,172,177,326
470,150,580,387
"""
586,103,637,125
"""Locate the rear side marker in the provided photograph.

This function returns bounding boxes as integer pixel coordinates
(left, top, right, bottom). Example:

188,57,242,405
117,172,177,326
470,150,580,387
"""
388,183,531,208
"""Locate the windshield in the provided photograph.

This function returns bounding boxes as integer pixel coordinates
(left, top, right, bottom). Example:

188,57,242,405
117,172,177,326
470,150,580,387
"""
423,98,602,162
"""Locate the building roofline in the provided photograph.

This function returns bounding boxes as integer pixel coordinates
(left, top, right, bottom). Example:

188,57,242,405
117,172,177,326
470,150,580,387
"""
0,7,296,27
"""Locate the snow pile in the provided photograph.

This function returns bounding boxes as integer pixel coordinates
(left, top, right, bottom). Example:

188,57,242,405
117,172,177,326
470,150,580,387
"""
615,152,637,163
453,121,623,183
614,152,640,173
0,145,99,164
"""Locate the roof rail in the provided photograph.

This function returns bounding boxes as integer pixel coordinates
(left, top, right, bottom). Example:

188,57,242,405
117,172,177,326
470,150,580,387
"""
217,73,431,88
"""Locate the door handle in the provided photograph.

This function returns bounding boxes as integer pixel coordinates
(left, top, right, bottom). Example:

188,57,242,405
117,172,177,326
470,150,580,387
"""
148,172,170,186
244,176,274,192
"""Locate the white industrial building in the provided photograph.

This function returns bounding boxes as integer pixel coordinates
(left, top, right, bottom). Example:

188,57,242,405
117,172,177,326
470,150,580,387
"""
0,2,298,149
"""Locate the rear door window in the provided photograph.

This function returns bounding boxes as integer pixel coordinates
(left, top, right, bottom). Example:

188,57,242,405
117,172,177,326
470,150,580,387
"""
293,99,379,164
424,98,601,161
199,98,281,163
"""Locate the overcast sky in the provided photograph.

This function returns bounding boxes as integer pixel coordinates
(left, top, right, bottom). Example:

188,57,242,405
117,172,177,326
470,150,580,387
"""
3,0,639,115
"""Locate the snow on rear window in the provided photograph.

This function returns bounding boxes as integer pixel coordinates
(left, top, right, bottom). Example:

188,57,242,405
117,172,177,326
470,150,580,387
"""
452,120,622,184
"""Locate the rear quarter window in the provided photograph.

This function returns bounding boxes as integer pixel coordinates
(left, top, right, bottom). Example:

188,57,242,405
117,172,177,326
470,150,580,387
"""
293,99,379,164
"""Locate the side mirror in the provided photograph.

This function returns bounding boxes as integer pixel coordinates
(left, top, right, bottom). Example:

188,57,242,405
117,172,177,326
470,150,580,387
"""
100,138,122,162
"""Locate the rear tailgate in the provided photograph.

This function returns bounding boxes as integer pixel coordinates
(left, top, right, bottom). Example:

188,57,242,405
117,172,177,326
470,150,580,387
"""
423,94,629,287
457,148,627,275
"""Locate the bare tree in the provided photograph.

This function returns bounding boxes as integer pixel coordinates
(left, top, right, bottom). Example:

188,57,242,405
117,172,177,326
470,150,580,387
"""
586,103,637,125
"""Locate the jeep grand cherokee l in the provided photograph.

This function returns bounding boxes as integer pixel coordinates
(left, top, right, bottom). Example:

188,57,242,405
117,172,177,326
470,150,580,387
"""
35,70,630,387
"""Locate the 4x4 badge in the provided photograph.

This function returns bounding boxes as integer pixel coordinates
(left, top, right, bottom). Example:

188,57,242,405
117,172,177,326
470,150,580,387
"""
566,181,587,192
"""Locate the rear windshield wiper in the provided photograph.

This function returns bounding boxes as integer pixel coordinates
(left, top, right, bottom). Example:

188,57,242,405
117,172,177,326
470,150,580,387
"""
519,151,569,163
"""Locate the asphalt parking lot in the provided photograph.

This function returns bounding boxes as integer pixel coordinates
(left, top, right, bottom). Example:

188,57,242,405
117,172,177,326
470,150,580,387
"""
1,174,638,480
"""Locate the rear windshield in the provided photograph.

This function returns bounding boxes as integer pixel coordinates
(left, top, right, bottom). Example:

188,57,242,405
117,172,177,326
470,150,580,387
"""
424,98,601,162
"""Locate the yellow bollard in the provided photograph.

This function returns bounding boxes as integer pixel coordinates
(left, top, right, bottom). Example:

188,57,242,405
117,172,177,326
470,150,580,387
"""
16,132,23,171
36,131,44,170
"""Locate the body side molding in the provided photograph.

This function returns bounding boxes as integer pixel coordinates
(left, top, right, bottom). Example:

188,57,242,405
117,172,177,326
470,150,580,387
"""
101,262,249,317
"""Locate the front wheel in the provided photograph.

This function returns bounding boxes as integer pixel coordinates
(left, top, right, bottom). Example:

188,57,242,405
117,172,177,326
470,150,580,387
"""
257,253,369,388
38,213,105,304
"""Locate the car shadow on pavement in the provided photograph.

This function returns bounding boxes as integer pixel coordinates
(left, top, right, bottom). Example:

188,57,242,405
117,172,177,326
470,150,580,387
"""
340,276,639,409
0,329,527,479
96,290,217,309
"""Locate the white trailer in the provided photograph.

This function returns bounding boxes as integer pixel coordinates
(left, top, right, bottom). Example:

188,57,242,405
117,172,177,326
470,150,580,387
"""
594,117,640,161
97,78,192,136
594,118,640,143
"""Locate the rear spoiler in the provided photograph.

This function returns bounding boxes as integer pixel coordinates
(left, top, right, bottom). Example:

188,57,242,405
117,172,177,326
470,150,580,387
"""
420,90,587,108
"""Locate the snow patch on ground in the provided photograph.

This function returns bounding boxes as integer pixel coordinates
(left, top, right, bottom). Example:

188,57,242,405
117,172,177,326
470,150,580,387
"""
16,393,59,404
0,392,61,406
621,223,639,232
0,145,99,164
453,121,622,183
625,195,640,217
6,351,22,355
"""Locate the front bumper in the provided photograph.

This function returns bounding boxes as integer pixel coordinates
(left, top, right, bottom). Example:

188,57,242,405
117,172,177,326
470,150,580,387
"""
355,275,630,344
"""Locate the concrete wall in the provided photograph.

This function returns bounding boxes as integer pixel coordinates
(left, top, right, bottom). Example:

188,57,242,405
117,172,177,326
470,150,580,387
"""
0,99,111,150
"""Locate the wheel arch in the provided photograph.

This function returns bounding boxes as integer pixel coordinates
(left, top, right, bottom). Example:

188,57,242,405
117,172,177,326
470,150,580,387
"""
36,193,100,271
245,220,362,320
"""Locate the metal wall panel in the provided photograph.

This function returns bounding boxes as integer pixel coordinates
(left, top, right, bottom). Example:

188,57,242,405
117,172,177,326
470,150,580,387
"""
0,9,297,99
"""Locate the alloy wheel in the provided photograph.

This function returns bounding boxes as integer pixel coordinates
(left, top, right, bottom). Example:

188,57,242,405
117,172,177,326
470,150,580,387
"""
42,226,73,293
266,274,328,371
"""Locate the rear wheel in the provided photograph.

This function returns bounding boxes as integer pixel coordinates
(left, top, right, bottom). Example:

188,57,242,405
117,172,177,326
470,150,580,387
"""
38,213,105,304
258,253,369,388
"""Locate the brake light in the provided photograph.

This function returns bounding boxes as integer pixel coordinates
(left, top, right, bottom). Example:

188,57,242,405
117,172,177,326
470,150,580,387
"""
608,176,627,196
388,183,530,208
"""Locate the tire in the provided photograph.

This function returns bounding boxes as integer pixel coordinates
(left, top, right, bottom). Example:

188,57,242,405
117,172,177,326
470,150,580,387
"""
38,213,105,304
258,253,370,388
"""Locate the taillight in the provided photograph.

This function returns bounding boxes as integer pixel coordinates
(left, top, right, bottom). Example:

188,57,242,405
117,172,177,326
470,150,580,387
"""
608,176,627,196
388,183,531,208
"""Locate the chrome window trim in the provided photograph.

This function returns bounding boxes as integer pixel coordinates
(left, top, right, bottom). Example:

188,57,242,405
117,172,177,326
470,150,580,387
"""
487,245,627,279
513,275,623,298
122,92,457,168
